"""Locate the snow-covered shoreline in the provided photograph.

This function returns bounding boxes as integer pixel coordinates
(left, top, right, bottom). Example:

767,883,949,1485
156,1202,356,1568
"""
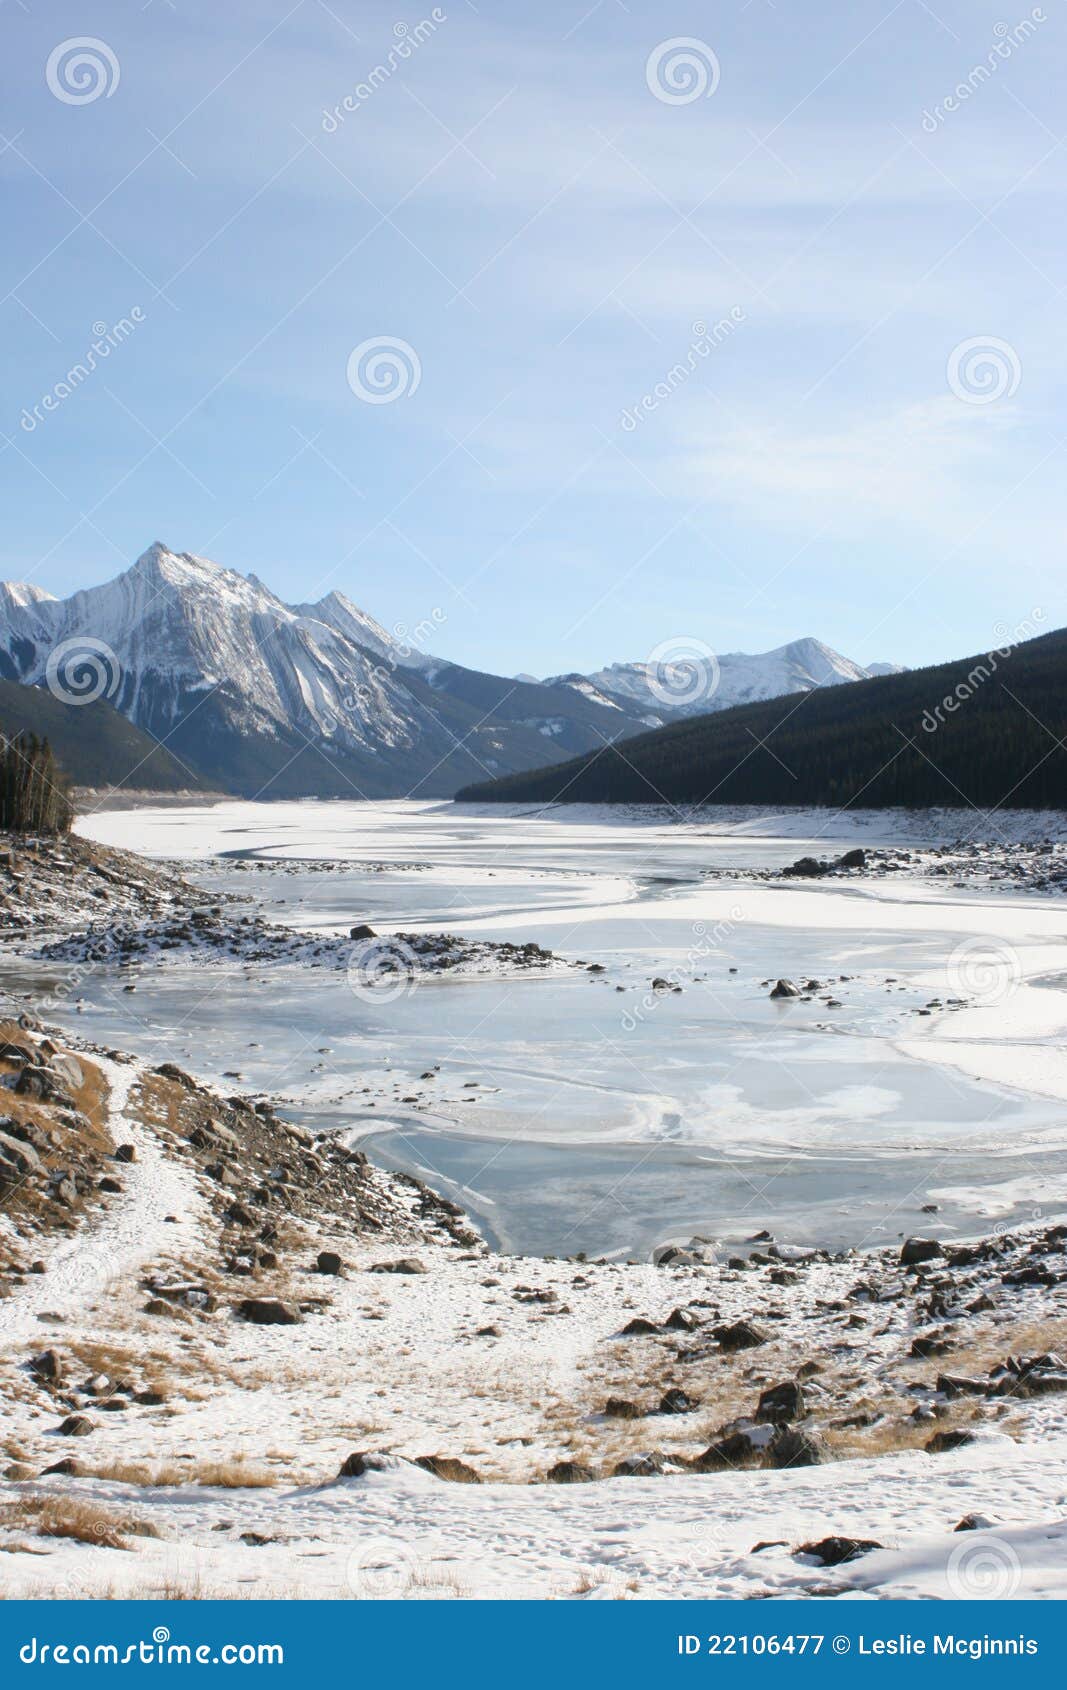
450,799,1067,847
5,802,1067,1599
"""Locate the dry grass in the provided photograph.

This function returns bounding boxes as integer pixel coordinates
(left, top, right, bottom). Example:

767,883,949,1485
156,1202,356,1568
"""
87,1457,279,1489
824,1417,945,1459
0,1496,160,1550
407,1565,471,1597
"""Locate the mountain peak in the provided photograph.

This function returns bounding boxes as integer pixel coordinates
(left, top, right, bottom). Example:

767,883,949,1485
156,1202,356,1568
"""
0,580,56,609
132,542,205,584
551,635,895,721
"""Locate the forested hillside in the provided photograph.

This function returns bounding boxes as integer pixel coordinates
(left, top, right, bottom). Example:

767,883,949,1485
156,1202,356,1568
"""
0,679,206,795
457,628,1067,811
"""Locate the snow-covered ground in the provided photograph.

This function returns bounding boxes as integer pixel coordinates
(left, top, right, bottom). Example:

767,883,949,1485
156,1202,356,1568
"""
3,799,1065,1600
3,1178,1066,1599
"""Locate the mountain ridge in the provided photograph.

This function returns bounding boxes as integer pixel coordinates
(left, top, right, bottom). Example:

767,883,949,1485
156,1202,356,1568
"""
0,543,903,799
546,637,904,722
456,626,1067,812
0,544,658,797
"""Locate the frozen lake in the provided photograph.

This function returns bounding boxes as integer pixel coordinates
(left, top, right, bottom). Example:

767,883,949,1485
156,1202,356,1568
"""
53,799,1067,1258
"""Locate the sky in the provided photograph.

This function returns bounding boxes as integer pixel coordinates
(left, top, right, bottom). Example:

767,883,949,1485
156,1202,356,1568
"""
1,0,1064,679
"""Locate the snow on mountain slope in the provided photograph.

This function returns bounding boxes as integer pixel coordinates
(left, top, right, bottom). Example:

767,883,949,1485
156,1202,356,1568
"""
0,546,902,796
291,588,439,671
1,543,413,740
0,580,56,612
0,545,486,794
0,545,646,797
549,637,900,720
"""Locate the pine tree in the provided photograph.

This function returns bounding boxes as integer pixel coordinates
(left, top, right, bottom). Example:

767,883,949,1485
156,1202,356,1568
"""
0,730,73,833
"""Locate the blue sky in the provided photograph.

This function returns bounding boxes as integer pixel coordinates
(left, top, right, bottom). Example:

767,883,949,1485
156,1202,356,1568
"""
1,0,1063,677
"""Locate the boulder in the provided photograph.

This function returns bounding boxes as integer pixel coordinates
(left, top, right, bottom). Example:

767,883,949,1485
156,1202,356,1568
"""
337,1452,369,1478
545,1460,596,1484
910,1333,951,1359
49,1052,84,1091
237,1298,303,1326
712,1320,767,1352
0,1041,35,1066
619,1316,659,1336
368,1258,428,1275
413,1455,482,1483
315,1251,344,1276
769,979,801,999
14,1067,75,1108
114,1144,138,1164
694,1429,771,1471
0,1131,42,1176
348,924,377,941
58,1414,95,1437
782,857,828,879
663,1307,700,1332
29,1349,62,1384
925,1428,976,1454
611,1450,674,1478
768,1427,828,1468
603,1398,642,1419
658,1388,697,1415
155,1063,197,1088
796,1535,882,1566
936,1373,987,1400
756,1380,805,1424
836,848,867,870
653,1245,706,1268
900,1237,943,1267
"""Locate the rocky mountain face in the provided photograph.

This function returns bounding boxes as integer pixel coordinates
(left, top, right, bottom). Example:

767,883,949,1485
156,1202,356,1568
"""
0,545,652,798
0,545,901,798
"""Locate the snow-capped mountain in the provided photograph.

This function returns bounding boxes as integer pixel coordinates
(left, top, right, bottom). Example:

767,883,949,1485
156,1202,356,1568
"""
548,638,904,722
0,546,903,797
0,544,651,797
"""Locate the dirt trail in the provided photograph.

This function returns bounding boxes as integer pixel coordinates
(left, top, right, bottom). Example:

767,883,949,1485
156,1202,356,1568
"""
5,1058,206,1346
